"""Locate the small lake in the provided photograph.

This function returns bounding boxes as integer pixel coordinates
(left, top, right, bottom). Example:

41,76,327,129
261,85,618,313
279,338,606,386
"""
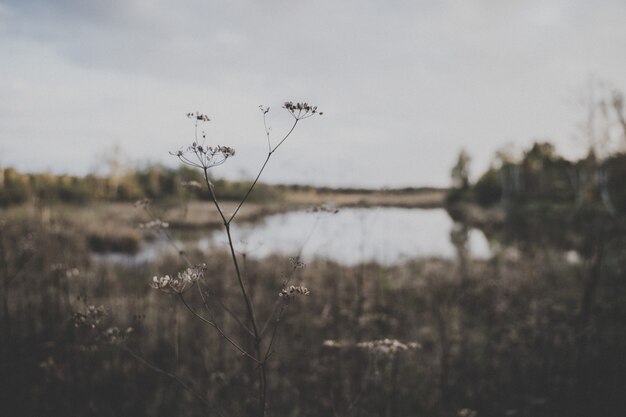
96,208,491,266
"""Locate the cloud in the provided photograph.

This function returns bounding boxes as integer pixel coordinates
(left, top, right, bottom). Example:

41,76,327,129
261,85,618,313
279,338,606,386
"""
1,0,626,186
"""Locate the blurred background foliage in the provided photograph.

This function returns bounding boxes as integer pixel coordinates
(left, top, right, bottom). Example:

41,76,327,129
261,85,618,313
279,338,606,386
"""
0,165,282,207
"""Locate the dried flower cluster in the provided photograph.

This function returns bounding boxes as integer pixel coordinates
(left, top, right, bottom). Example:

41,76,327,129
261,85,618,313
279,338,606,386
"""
102,326,134,345
139,219,169,229
172,143,236,170
322,338,421,355
289,256,306,269
283,101,322,120
279,285,310,297
52,263,80,277
186,112,210,122
457,408,478,417
356,339,421,355
73,305,107,329
151,264,207,293
65,267,80,278
322,339,351,349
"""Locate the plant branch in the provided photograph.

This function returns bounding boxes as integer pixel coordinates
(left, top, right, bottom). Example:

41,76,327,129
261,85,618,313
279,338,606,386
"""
179,293,259,364
223,224,260,338
196,281,254,337
227,119,299,224
124,347,225,417
202,168,228,225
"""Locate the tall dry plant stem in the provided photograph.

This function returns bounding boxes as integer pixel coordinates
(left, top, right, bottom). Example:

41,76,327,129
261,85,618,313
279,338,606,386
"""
145,102,320,417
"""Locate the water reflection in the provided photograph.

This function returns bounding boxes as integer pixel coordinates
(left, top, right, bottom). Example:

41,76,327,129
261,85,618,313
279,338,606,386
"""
201,208,490,266
93,208,491,266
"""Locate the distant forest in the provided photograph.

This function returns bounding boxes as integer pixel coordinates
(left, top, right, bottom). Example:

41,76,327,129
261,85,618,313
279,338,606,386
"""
448,144,626,216
0,165,283,206
0,165,443,208
448,86,626,216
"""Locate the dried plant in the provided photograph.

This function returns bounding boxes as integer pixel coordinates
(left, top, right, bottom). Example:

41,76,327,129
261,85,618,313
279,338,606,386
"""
134,102,321,416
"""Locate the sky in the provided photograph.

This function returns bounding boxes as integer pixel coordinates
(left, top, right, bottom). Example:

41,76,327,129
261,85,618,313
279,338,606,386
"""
1,0,626,188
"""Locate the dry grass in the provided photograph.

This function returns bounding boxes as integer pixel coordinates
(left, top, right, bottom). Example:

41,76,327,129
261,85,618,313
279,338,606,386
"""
3,196,624,417
283,188,446,208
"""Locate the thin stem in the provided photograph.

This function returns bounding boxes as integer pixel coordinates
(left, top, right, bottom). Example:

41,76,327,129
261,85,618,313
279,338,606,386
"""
227,119,299,224
184,108,312,417
228,153,271,224
262,110,272,153
144,206,191,265
260,287,290,338
224,224,260,338
179,293,260,364
259,218,317,337
258,360,267,417
125,347,224,417
203,168,228,225
142,205,251,335
264,299,289,361
218,297,255,337
197,281,254,337
271,119,299,154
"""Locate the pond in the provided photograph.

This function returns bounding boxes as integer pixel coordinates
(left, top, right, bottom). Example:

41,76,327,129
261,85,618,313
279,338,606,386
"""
95,207,491,266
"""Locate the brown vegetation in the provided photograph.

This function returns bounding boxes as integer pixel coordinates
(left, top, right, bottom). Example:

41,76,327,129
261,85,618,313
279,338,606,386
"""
1,204,625,417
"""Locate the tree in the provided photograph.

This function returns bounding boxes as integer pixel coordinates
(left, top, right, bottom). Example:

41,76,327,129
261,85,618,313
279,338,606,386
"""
451,149,471,190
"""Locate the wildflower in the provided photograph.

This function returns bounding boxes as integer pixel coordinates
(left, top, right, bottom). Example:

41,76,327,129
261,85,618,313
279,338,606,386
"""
103,326,122,344
186,112,210,122
66,267,80,278
279,285,310,297
151,263,207,293
282,101,322,120
322,339,350,349
73,305,107,329
356,338,421,355
150,274,172,290
139,219,169,229
289,257,306,269
171,143,236,170
457,409,478,417
102,326,134,345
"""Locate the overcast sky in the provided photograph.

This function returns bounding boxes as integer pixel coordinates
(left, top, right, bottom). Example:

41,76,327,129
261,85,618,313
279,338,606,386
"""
1,0,625,187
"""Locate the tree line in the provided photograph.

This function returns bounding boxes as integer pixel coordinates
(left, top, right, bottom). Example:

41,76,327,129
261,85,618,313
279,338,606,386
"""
0,165,281,207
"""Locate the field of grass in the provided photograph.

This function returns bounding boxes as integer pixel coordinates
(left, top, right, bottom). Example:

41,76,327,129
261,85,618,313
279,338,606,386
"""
1,198,625,417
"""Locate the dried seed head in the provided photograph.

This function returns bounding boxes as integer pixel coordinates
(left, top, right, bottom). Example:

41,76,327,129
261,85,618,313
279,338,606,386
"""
171,143,236,170
356,338,421,355
150,264,207,293
139,219,169,230
73,305,107,329
279,285,310,297
322,339,350,349
186,112,210,122
289,257,306,269
457,409,478,417
282,101,322,120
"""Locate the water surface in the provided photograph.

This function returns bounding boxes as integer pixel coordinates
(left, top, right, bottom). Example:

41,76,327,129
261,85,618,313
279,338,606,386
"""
201,207,490,266
94,208,491,266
